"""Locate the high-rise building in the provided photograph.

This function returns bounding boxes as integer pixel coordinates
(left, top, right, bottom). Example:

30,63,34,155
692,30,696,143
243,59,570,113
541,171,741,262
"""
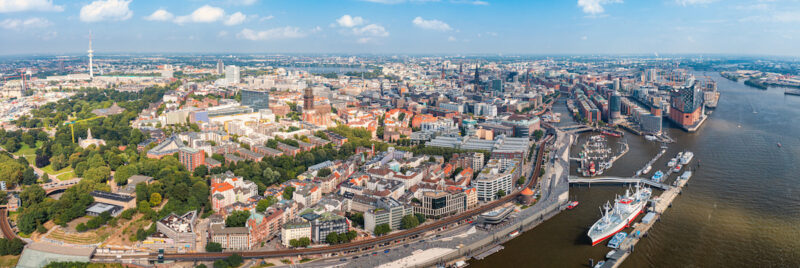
669,84,705,127
216,59,224,75
179,147,205,172
225,65,240,85
609,92,622,123
303,86,314,111
613,78,620,91
491,79,503,92
241,90,270,111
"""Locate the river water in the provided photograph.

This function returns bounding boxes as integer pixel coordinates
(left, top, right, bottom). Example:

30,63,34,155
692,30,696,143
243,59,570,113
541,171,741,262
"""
470,71,800,267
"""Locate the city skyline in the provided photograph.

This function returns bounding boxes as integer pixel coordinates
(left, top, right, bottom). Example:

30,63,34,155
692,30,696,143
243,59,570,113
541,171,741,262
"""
1,0,800,56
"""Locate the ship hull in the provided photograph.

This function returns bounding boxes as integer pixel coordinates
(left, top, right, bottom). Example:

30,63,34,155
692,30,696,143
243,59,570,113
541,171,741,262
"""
590,208,644,246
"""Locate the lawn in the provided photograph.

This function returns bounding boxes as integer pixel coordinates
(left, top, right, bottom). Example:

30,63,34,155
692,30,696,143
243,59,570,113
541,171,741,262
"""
0,255,19,267
56,171,76,180
13,141,43,157
41,165,73,176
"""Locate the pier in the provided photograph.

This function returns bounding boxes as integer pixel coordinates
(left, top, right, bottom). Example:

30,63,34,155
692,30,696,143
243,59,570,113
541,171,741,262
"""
634,147,667,177
567,176,671,190
473,245,504,260
599,163,696,268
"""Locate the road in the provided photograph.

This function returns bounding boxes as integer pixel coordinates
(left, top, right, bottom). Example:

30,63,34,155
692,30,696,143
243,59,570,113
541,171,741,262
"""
0,208,17,240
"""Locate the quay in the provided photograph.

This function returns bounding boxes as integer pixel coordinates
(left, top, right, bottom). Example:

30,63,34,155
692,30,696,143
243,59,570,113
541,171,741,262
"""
473,245,504,260
567,176,670,190
599,164,697,268
634,147,666,177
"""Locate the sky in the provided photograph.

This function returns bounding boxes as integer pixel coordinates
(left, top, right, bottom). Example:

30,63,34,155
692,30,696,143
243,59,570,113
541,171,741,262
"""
1,0,799,56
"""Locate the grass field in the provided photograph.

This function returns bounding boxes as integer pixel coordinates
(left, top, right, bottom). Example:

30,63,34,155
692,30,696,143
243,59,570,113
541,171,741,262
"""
13,141,43,157
41,165,73,176
0,255,20,267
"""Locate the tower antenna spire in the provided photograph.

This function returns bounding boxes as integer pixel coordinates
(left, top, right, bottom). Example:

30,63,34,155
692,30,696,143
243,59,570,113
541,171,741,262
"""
88,31,94,79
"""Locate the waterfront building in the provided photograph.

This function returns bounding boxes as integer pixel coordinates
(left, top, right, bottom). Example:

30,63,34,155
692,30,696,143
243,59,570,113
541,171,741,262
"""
669,84,705,128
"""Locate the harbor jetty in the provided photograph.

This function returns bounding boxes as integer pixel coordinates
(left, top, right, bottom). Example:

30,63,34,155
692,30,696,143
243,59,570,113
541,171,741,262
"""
599,160,697,268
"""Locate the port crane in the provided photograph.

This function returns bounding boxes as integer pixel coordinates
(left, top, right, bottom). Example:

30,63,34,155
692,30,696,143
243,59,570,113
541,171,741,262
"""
63,116,104,143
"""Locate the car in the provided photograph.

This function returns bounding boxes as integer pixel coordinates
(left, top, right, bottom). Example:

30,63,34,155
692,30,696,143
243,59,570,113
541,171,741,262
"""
339,258,347,261
404,244,410,248
353,256,359,259
384,249,390,253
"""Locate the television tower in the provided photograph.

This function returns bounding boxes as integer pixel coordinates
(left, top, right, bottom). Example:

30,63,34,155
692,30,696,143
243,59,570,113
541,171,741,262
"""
88,31,94,79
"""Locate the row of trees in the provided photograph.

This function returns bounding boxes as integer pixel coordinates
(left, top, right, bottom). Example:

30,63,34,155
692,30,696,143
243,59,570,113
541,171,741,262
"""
325,230,358,245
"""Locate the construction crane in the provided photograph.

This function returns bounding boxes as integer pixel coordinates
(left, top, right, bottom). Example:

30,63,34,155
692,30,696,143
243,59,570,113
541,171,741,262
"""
63,116,104,143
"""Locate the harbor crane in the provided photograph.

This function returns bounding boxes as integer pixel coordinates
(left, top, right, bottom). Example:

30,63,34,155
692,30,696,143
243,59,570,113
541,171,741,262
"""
63,116,104,143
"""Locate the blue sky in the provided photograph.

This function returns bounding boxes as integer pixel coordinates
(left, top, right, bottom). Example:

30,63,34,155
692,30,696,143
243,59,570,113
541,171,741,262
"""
0,0,799,56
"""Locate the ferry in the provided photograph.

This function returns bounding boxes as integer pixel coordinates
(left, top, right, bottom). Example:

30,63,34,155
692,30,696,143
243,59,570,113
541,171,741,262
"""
645,135,657,141
680,171,692,180
509,230,520,238
567,201,580,209
587,184,652,246
680,151,694,165
673,164,682,173
651,170,664,182
607,232,628,249
594,261,605,268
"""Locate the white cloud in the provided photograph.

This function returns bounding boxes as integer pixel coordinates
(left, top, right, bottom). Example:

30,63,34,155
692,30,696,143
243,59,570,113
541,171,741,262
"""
412,16,452,31
237,27,307,40
174,5,225,24
357,37,374,43
448,36,457,41
230,0,257,5
581,35,588,40
80,0,133,22
577,0,622,15
144,9,174,21
224,12,246,25
260,15,274,21
352,23,389,37
0,17,51,30
450,0,488,5
675,0,716,6
336,15,365,27
218,30,228,37
0,0,63,13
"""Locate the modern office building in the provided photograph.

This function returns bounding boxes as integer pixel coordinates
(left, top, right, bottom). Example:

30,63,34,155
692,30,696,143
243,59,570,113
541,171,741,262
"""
281,221,312,247
241,90,270,111
413,189,466,219
609,92,622,123
225,65,240,85
364,197,412,233
473,159,519,202
310,213,349,243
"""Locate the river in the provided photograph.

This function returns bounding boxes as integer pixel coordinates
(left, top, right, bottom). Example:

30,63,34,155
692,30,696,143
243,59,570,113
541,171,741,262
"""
470,71,800,267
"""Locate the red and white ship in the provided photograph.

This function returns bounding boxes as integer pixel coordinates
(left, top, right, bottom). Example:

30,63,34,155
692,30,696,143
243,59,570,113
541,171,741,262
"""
587,184,652,246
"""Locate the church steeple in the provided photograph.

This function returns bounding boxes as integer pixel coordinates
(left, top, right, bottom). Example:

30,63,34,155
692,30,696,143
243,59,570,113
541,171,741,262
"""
87,128,93,140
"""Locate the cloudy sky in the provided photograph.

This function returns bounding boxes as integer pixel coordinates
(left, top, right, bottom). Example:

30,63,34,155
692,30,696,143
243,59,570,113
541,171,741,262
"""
0,0,799,56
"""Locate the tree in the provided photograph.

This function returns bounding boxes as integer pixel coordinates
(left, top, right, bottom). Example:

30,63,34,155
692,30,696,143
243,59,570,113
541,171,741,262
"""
114,164,138,185
517,176,526,186
289,239,299,248
193,165,208,177
76,223,88,232
414,213,426,224
347,212,364,228
533,129,544,141
496,189,506,199
206,242,223,252
225,210,250,227
21,168,36,185
326,232,339,244
298,237,311,247
83,166,111,183
400,215,419,230
282,186,295,200
149,193,162,207
42,173,51,183
19,185,45,209
256,196,277,212
317,168,331,177
138,200,152,213
374,223,391,236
